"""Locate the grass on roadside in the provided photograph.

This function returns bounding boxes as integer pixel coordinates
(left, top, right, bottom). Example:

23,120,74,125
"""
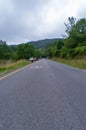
0,60,30,74
51,57,86,70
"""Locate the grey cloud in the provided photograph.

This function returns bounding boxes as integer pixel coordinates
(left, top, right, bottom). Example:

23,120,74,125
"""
77,5,86,19
0,0,86,44
12,0,51,12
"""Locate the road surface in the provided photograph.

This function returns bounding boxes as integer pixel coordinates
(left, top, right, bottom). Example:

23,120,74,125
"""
0,59,86,130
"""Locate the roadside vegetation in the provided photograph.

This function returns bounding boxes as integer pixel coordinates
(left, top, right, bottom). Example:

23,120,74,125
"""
52,57,86,70
46,17,86,69
0,60,30,74
0,41,41,76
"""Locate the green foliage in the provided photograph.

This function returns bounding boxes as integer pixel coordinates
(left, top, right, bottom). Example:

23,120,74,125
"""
47,17,86,59
64,38,78,49
0,40,42,61
40,49,48,58
60,47,68,58
11,52,18,61
0,41,12,60
17,44,35,59
64,18,86,49
70,19,86,44
34,49,41,58
59,17,86,59
75,46,86,56
47,40,64,57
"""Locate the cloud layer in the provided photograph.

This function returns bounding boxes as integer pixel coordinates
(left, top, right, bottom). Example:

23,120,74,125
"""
0,0,86,44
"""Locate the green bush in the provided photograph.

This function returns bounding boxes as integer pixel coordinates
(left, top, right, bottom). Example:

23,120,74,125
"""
60,47,68,58
75,46,86,56
67,49,76,58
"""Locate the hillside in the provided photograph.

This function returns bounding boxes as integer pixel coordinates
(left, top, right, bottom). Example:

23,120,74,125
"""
10,38,63,50
26,38,63,49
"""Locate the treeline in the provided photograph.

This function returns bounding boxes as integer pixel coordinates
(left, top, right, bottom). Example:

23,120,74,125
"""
0,41,41,61
47,17,86,59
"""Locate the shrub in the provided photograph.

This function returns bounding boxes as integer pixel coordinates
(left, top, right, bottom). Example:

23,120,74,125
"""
75,46,86,56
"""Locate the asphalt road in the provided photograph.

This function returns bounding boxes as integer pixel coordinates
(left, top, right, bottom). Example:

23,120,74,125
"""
0,59,86,130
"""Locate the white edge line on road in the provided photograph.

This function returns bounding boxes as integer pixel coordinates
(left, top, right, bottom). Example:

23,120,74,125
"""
0,64,32,81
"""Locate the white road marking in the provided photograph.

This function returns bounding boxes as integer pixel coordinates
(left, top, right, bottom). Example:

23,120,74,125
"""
30,66,43,69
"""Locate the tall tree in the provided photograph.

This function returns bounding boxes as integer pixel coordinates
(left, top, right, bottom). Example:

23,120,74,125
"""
64,16,76,37
70,18,86,45
0,40,12,60
17,44,35,59
64,17,86,49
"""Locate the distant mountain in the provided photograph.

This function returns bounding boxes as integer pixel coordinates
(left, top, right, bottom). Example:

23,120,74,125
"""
26,38,63,49
10,38,63,50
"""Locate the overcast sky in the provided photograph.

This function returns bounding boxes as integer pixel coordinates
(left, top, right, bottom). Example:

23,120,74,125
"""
0,0,86,44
